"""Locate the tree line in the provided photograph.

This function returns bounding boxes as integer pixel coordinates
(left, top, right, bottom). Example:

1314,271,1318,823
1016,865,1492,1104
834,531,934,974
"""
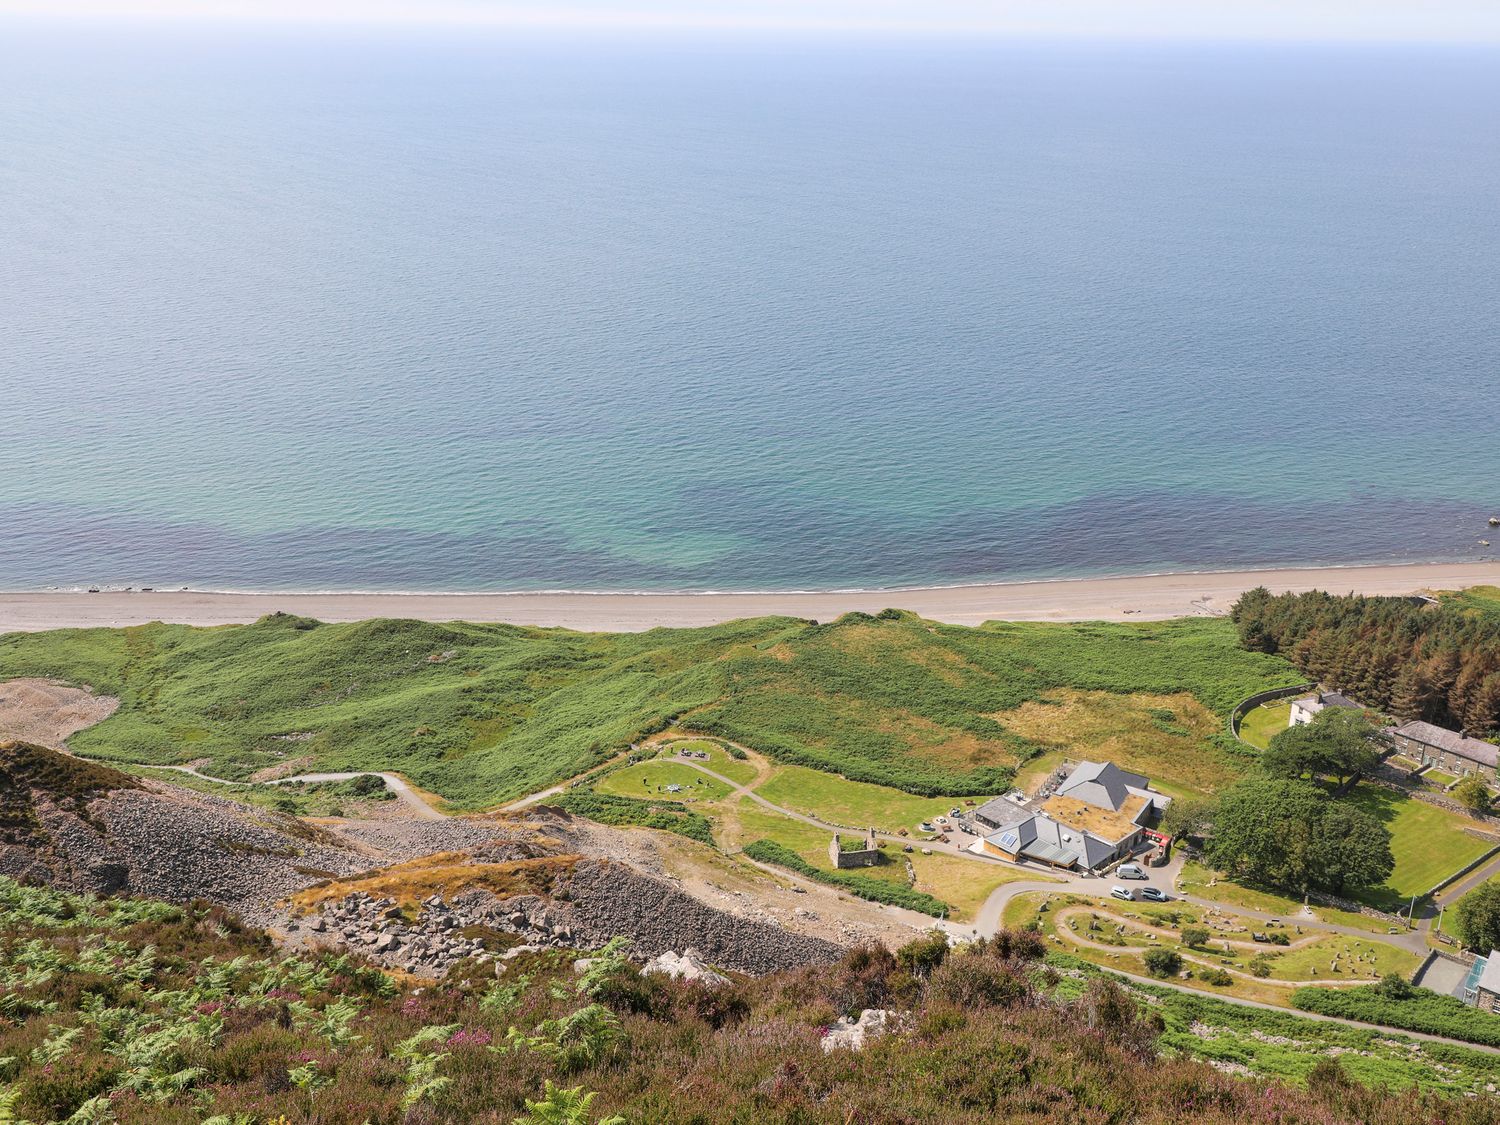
1164,708,1395,898
1231,587,1500,735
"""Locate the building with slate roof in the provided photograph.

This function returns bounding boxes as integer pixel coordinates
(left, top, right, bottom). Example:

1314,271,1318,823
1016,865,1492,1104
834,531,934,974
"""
1390,720,1499,778
975,760,1171,872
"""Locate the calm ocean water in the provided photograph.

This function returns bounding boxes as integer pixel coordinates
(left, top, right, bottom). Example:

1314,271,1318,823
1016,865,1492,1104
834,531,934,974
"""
2,27,1498,593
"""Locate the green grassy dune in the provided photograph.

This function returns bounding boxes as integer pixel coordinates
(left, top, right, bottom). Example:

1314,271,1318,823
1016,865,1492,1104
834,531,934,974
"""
0,610,1299,811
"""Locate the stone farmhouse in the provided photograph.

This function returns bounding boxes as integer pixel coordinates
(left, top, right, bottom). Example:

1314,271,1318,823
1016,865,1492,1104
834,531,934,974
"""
1390,720,1499,780
1289,690,1362,726
973,761,1171,872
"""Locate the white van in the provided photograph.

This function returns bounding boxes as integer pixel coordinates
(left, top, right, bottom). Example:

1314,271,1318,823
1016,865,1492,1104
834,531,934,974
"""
1117,863,1147,880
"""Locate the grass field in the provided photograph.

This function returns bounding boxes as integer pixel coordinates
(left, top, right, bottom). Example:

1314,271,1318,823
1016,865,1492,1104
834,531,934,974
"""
657,737,760,786
1177,861,1397,935
998,688,1239,799
755,764,962,832
1237,701,1293,750
0,611,1299,810
1443,584,1500,623
594,760,732,803
1340,785,1498,908
1006,891,1420,1003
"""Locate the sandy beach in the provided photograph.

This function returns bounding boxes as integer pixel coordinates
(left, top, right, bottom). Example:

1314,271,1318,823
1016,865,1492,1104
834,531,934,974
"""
2,561,1497,634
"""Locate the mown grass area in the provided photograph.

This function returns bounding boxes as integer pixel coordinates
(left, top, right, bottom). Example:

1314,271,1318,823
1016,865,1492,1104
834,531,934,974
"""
1007,891,1418,1003
754,764,963,833
656,737,760,786
593,761,731,803
1237,700,1292,750
908,852,1054,920
1177,861,1398,935
1340,785,1499,908
0,610,1299,810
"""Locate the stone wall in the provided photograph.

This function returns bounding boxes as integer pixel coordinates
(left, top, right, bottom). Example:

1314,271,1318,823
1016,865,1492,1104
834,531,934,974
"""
829,829,881,870
1228,682,1316,742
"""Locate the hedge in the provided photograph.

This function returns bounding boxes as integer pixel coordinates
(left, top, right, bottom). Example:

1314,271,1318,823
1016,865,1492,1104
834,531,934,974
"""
741,839,950,917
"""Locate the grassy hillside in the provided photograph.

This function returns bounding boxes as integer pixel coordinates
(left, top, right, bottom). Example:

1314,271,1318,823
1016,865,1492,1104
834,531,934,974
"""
0,610,1298,811
1,877,1498,1123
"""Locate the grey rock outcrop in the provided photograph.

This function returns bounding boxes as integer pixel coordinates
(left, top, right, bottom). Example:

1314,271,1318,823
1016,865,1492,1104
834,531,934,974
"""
642,948,730,987
821,1009,900,1052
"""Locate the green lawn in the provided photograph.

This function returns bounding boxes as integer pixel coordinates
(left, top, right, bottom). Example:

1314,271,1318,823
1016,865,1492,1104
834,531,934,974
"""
1177,861,1396,935
658,738,759,786
594,761,731,803
1238,701,1292,750
754,764,965,833
732,803,839,867
1340,785,1498,907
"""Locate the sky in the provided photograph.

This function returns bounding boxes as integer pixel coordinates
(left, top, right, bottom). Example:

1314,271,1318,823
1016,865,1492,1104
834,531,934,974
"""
4,0,1500,43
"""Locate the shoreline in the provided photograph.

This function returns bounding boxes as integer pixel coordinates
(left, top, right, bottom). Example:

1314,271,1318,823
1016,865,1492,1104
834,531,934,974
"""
3,560,1498,633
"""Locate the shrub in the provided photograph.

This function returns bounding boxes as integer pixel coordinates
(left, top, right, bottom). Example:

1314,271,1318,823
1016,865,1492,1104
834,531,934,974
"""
1293,983,1500,1047
1198,967,1233,986
928,954,1030,1010
1180,927,1211,949
1143,949,1183,978
896,932,951,978
1249,955,1274,979
548,792,713,846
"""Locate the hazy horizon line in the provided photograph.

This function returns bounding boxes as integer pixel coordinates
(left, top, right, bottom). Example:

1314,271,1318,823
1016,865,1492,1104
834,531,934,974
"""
3,2,1500,47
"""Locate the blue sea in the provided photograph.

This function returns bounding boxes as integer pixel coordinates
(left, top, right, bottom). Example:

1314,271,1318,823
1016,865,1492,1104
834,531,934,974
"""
2,26,1498,593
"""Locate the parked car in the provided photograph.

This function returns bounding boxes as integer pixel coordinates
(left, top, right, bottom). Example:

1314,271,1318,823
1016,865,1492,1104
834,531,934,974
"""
1110,886,1134,902
1117,863,1147,880
919,822,934,832
1138,887,1169,902
950,808,962,817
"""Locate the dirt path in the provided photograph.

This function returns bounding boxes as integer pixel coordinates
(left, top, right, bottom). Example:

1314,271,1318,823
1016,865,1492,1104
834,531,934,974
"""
1093,961,1500,1057
1048,904,1379,987
136,763,446,821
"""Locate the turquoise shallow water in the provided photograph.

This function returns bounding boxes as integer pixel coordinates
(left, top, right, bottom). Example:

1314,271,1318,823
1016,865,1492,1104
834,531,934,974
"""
2,29,1498,591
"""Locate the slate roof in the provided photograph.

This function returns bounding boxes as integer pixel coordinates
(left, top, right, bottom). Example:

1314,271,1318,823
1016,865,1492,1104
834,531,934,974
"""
1392,721,1499,768
1478,950,1500,997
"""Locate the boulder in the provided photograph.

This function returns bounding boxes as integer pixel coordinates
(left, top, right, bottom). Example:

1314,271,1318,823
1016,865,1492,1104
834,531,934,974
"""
642,948,730,988
821,1009,900,1053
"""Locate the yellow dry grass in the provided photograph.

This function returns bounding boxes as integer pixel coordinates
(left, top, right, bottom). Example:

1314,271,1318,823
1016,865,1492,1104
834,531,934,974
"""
1041,793,1144,843
994,689,1234,799
287,852,578,913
